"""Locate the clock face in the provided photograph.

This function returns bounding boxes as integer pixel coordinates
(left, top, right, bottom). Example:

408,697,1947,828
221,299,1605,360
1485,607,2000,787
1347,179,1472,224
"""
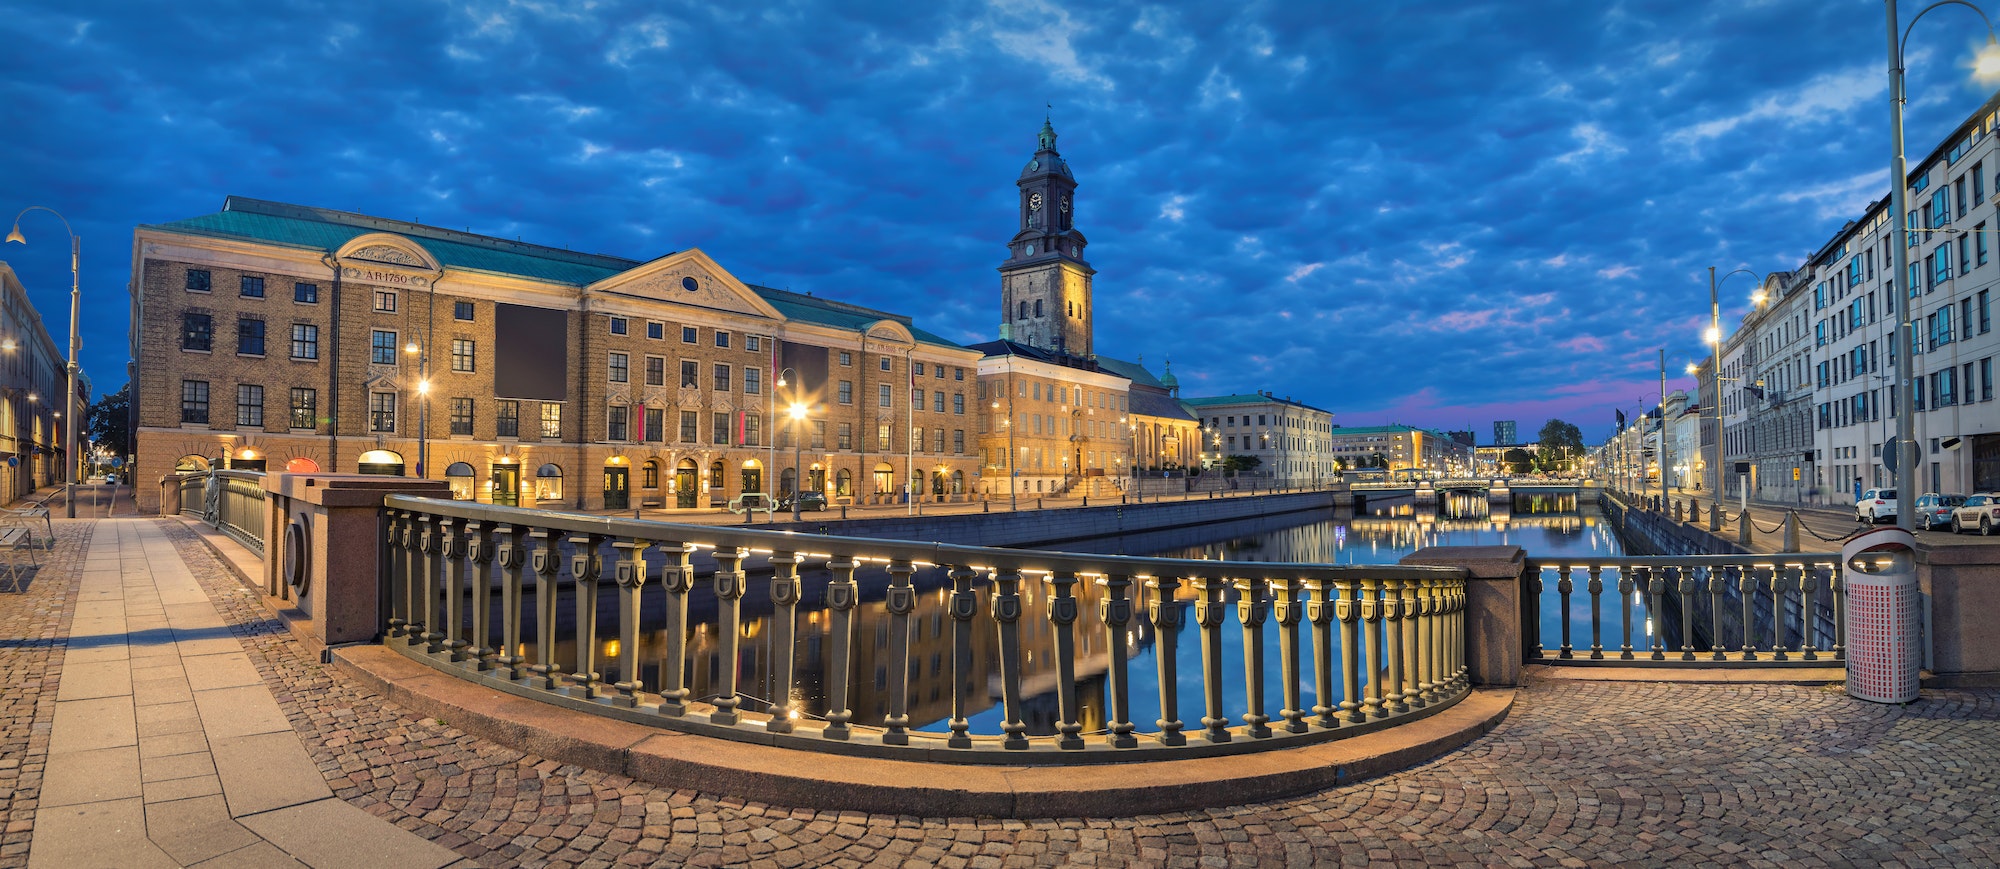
1029,192,1043,210
1060,195,1070,213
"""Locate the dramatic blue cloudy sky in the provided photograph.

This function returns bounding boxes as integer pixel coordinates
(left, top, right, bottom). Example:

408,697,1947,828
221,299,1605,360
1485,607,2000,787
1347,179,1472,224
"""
5,0,1999,441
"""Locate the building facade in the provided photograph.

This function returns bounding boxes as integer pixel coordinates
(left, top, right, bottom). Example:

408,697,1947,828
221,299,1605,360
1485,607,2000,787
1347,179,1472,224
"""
0,263,81,503
1182,393,1337,484
130,198,982,513
1493,419,1517,447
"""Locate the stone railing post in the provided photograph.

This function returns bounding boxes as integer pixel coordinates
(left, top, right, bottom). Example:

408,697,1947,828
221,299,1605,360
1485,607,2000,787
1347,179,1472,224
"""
1399,545,1526,687
260,473,450,651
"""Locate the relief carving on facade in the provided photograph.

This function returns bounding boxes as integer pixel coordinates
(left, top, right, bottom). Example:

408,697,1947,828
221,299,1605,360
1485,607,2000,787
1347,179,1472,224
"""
349,245,426,267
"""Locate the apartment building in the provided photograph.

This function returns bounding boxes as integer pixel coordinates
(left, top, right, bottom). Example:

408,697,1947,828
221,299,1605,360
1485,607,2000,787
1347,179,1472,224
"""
0,263,84,502
1183,393,1338,484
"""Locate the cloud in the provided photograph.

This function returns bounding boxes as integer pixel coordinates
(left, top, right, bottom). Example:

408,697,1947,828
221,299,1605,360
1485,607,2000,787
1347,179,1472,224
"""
1597,265,1638,279
1670,65,1884,143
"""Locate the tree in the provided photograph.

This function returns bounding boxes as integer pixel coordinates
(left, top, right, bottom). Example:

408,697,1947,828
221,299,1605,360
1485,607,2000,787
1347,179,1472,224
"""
1501,448,1535,476
1223,454,1263,473
88,382,131,457
1366,453,1389,469
1536,418,1585,474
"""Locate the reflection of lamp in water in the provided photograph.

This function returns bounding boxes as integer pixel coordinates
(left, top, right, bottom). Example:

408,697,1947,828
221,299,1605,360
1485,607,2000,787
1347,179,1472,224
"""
602,638,621,659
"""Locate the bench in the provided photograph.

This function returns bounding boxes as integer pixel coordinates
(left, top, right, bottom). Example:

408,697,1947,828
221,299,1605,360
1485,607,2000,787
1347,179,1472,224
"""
0,507,51,550
0,526,36,592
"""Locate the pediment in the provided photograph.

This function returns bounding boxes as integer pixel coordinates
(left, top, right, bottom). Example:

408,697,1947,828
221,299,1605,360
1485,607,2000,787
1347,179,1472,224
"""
589,249,783,320
335,233,442,281
864,320,915,345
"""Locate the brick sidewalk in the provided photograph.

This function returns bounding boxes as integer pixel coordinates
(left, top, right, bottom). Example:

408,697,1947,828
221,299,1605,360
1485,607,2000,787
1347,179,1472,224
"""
140,519,2000,867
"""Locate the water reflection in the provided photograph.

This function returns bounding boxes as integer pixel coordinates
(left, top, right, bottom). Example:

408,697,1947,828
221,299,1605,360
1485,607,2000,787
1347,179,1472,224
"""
510,493,1630,736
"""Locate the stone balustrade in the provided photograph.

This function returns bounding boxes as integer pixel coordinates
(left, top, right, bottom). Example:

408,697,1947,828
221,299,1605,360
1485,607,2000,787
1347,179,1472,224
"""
1523,554,1843,666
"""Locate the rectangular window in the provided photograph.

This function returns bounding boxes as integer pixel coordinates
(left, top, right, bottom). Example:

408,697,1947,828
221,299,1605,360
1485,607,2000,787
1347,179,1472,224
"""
1943,368,1958,406
953,393,964,414
608,352,629,383
880,357,891,371
745,367,761,395
812,420,826,450
236,318,265,356
371,330,398,364
186,269,211,292
451,339,475,372
607,405,628,441
953,429,965,454
236,385,263,427
373,290,396,313
879,384,892,408
911,426,924,453
452,398,475,436
1958,176,1969,218
293,282,318,303
838,422,853,450
369,393,396,432
289,388,316,430
744,414,761,447
713,363,731,392
609,316,628,335
1968,299,1978,340
1983,289,1992,333
181,380,209,424
839,351,853,366
1963,237,1973,276
838,380,853,404
913,388,925,412
714,331,730,348
681,326,698,343
914,362,926,377
680,359,698,388
540,403,562,438
680,410,699,443
497,400,519,438
239,275,264,298
647,321,664,340
878,423,891,452
934,429,946,452
1986,358,1995,401
182,313,213,351
713,412,731,445
453,301,474,321
934,392,946,413
1981,225,1991,266
746,335,761,352
1977,162,1987,205
291,324,319,360
645,356,665,387
645,407,664,442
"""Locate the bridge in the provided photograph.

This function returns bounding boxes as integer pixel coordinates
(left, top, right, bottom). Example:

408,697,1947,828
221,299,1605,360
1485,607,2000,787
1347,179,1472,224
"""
1336,477,1592,507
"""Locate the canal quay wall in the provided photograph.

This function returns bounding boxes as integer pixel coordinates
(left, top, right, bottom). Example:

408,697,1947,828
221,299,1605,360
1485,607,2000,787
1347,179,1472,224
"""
764,491,1335,549
1596,492,1746,557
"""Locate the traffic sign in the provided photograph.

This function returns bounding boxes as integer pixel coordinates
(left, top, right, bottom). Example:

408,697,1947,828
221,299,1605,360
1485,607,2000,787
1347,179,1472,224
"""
1883,436,1899,473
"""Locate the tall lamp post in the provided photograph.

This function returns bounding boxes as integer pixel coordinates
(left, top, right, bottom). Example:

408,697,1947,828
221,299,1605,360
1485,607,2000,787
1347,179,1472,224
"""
772,366,796,502
1887,2,2000,529
788,401,808,520
403,334,429,479
992,392,1016,511
1702,267,1762,505
6,206,81,518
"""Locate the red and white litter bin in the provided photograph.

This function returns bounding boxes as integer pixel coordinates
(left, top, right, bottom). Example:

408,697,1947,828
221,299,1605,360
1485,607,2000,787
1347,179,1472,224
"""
1842,526,1920,703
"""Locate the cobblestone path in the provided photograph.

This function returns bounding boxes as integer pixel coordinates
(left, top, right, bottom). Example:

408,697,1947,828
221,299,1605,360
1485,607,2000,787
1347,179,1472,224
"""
150,520,2000,868
0,523,91,867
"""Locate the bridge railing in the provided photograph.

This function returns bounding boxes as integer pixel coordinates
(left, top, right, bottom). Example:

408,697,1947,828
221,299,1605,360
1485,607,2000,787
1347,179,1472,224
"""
379,494,1471,762
1522,554,1842,667
168,470,269,552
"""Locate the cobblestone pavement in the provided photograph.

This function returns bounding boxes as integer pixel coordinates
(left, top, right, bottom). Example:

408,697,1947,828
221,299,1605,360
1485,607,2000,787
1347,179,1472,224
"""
147,520,2000,867
0,522,92,867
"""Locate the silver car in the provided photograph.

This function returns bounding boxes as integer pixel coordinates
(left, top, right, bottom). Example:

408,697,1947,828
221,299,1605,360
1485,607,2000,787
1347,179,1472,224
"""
1950,493,2000,535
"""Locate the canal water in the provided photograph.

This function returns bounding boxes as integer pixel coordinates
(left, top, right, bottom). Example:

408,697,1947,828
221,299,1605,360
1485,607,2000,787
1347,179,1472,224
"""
516,491,1644,737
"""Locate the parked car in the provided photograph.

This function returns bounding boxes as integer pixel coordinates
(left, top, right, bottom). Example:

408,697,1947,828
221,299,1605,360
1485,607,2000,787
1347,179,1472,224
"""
1913,492,1966,530
1856,488,1899,524
779,491,827,512
1951,493,2000,535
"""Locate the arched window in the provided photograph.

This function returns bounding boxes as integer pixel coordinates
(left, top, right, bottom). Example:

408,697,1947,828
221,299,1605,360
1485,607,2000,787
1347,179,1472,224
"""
534,463,563,500
1034,299,1043,318
779,468,796,498
444,462,476,500
642,460,661,489
835,468,852,497
951,470,964,494
283,457,319,473
1018,300,1028,319
176,455,211,472
873,462,894,495
709,461,726,492
357,449,404,476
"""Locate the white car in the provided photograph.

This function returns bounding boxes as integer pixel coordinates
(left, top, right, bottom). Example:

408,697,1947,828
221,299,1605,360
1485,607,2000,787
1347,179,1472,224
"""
1950,493,2000,535
1856,488,1898,524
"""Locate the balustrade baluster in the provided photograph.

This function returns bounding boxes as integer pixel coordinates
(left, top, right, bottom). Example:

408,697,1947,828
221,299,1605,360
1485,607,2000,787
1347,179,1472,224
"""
386,512,407,639
708,545,748,725
1800,562,1819,661
881,559,918,745
1453,579,1469,688
1739,565,1760,661
1556,565,1574,659
1146,575,1187,746
1303,579,1336,728
1191,575,1232,742
1617,567,1636,660
1384,578,1409,714
654,543,694,716
1678,564,1697,661
1234,575,1272,739
565,533,604,698
948,566,980,748
527,528,565,690
1709,566,1728,661
1830,564,1846,661
463,520,494,671
440,518,468,661
1771,563,1793,662
1526,567,1544,659
1361,578,1387,718
1418,578,1439,705
992,567,1031,750
1335,579,1363,723
418,515,444,654
764,551,804,733
609,539,650,708
1046,570,1086,749
1271,576,1307,734
1587,565,1605,660
1647,567,1667,661
821,557,860,740
1097,573,1138,748
493,524,527,681
1397,578,1422,709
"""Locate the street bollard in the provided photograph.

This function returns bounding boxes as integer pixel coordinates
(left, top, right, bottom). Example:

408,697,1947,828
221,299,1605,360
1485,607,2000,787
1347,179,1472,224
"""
982,501,989,513
840,505,848,520
1709,502,1722,532
1782,511,1800,553
1737,510,1752,546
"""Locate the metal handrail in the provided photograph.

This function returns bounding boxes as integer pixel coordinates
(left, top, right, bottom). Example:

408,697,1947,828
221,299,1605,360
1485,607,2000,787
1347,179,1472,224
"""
380,494,1472,763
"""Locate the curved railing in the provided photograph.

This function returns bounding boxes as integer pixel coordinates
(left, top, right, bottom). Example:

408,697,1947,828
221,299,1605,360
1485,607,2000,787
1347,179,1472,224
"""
169,470,268,552
380,495,1471,763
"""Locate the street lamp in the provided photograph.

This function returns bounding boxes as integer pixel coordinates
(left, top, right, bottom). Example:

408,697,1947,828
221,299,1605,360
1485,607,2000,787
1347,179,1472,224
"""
1886,2,2000,529
6,206,81,518
771,366,796,504
1703,267,1761,504
993,397,1016,511
788,401,808,520
405,334,429,478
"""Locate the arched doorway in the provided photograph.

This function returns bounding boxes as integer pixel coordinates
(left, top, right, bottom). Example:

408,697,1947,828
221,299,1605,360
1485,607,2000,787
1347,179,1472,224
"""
873,462,894,497
534,464,564,501
490,461,520,506
357,449,404,476
603,459,630,509
283,457,319,474
950,469,964,494
740,460,763,498
675,460,698,508
931,469,946,497
779,468,796,499
445,462,476,500
835,468,852,498
709,461,726,506
808,464,826,495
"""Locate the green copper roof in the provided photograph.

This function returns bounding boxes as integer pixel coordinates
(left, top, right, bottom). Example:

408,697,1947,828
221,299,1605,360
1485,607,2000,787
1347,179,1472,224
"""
1182,393,1334,415
752,286,963,349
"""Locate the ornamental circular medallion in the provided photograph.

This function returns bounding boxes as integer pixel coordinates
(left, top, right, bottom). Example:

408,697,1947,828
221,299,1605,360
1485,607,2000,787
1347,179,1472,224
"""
681,276,699,292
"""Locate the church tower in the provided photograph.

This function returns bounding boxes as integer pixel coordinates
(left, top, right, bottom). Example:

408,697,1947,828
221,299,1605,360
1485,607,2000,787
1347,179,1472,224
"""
998,119,1095,358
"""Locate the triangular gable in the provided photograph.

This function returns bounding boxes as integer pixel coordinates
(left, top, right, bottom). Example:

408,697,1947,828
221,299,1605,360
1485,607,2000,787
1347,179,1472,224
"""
587,248,784,319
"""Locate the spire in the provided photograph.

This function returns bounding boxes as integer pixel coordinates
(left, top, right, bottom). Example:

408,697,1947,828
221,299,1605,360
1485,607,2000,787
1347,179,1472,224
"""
1038,117,1057,152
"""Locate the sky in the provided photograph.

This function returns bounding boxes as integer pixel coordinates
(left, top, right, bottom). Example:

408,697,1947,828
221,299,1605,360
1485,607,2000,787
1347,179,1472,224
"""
5,0,1999,444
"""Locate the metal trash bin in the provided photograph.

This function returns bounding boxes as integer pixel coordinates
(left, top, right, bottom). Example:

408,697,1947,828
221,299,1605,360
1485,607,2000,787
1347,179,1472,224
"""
1842,526,1919,703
